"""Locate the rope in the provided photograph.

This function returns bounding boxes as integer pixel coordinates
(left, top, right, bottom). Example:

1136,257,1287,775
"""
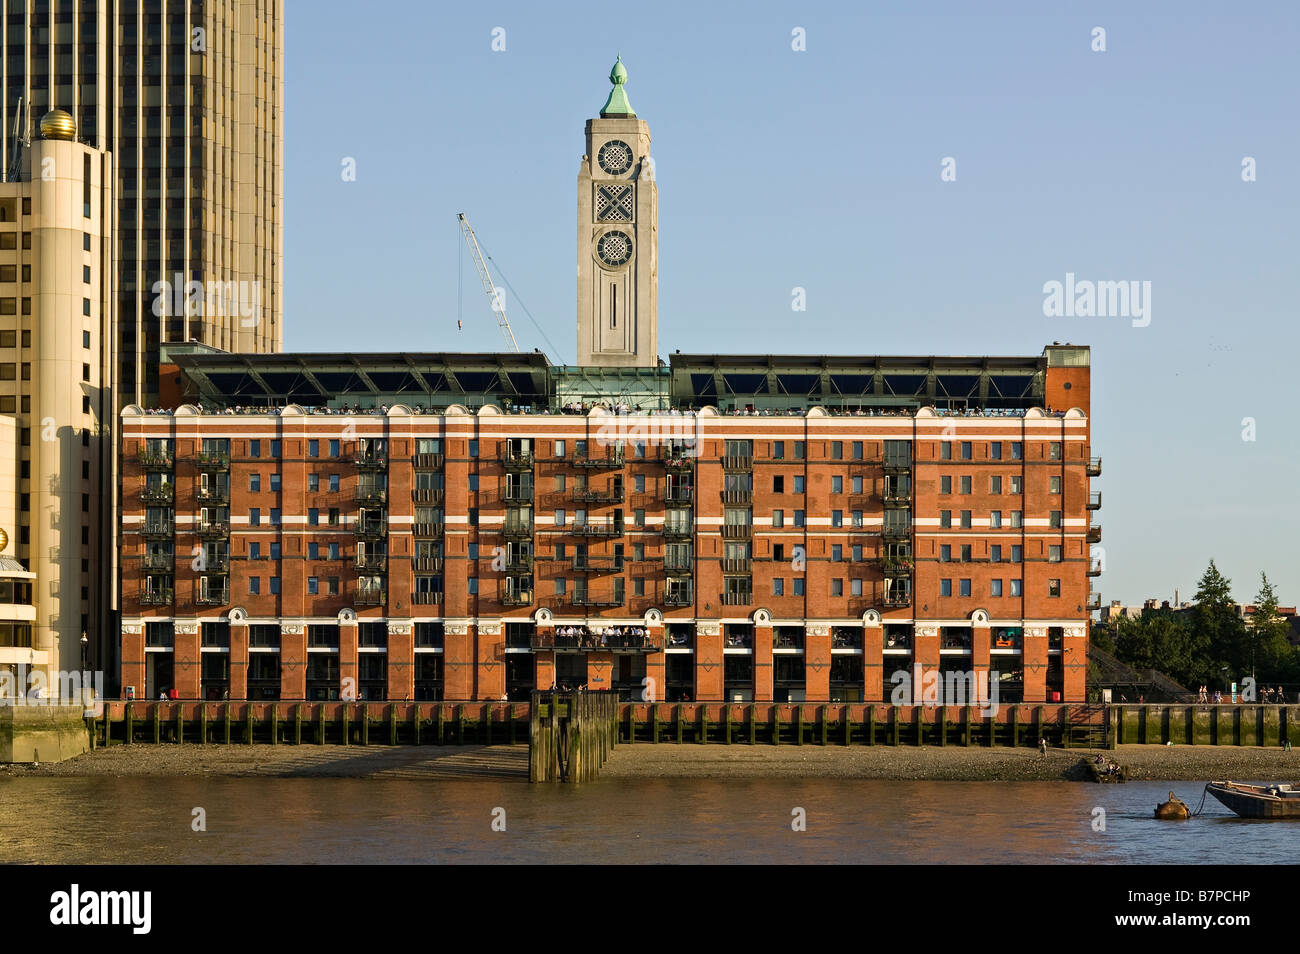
1192,783,1211,816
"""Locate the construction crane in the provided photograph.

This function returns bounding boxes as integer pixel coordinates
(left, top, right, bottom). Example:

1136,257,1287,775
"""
457,212,520,352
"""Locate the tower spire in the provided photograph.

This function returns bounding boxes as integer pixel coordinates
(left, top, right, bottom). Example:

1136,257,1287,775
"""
599,55,636,118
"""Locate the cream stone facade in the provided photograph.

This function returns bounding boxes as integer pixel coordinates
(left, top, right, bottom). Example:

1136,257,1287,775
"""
0,116,115,687
576,60,658,368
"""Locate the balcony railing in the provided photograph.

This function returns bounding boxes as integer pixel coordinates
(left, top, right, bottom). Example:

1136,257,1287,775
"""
353,453,388,470
881,558,913,577
413,522,443,537
882,523,912,541
883,590,912,607
505,554,534,573
353,521,387,538
1087,491,1102,510
355,488,388,507
503,520,534,538
204,554,230,572
721,488,752,505
571,594,625,608
501,590,534,606
197,587,230,606
572,450,625,469
570,520,623,537
140,485,174,504
355,555,388,572
721,454,752,471
414,453,444,469
661,454,695,471
1087,593,1103,611
138,450,174,470
411,591,443,605
572,487,624,504
1087,561,1103,578
721,589,753,606
572,555,624,573
140,588,174,606
1087,457,1102,477
196,522,229,538
662,522,693,540
195,452,230,471
142,552,173,571
883,489,913,505
354,589,387,606
721,557,752,573
883,456,912,473
1087,525,1102,544
531,632,658,652
503,486,535,504
664,588,693,607
413,556,443,572
142,521,174,538
663,555,693,572
502,449,534,470
196,487,229,504
664,486,693,503
721,524,752,539
412,487,444,504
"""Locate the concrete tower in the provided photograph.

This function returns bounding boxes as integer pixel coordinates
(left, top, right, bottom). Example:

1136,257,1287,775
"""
576,57,658,368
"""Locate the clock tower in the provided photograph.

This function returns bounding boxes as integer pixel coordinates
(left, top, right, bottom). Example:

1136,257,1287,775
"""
576,57,658,368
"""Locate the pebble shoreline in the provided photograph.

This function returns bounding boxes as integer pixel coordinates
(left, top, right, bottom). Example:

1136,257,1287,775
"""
3,743,1298,782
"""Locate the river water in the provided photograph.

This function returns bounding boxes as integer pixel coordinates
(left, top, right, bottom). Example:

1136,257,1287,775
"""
0,777,1290,864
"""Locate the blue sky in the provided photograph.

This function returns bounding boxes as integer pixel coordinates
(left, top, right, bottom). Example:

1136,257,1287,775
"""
284,1,1300,606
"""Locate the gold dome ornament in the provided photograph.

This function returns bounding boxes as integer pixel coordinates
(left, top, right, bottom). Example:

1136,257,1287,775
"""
39,109,76,141
0,527,9,553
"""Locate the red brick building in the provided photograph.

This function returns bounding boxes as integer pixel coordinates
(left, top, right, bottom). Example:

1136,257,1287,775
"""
119,345,1099,704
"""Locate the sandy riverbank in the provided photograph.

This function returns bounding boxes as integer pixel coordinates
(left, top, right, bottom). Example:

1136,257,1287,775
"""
5,742,1300,782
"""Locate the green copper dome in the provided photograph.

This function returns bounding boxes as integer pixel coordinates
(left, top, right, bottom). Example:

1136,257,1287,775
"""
600,55,636,118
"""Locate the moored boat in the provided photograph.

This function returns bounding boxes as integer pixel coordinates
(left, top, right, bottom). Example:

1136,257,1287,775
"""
1205,781,1300,819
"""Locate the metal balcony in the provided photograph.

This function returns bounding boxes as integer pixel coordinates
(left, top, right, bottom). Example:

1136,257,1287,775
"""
142,522,174,539
882,560,912,578
661,454,695,472
883,456,912,474
721,454,752,471
1087,593,1102,611
140,485,174,505
355,555,388,572
196,487,229,505
503,486,535,504
353,453,388,470
663,555,693,572
662,522,693,540
414,452,444,469
503,520,534,539
571,594,624,608
721,557,752,573
411,591,442,605
1087,491,1102,510
195,522,229,539
572,487,624,504
1087,525,1102,544
505,554,534,574
721,488,753,505
356,489,388,507
204,555,230,573
141,552,173,571
664,589,694,607
1087,562,1103,578
138,450,174,471
412,487,444,504
882,523,912,541
195,452,230,471
196,587,230,606
573,451,625,469
413,556,443,572
883,591,912,607
572,556,624,573
502,449,534,471
501,590,534,606
354,589,387,606
139,589,174,606
413,522,443,537
664,486,693,504
883,489,912,506
721,590,753,606
353,521,387,539
721,524,752,539
570,520,623,538
1087,457,1102,477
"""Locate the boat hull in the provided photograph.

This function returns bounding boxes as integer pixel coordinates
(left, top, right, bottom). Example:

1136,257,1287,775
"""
1206,781,1300,819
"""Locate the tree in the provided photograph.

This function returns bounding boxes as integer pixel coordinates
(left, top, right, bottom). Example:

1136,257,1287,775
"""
1250,572,1297,684
1190,559,1247,683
